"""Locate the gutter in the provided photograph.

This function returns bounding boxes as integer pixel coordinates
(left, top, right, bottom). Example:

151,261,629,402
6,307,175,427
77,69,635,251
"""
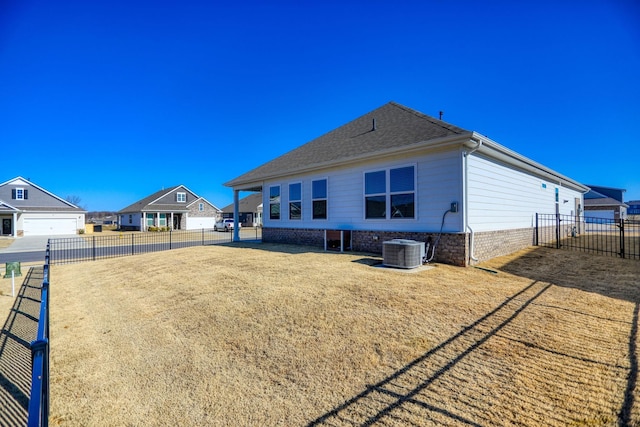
224,132,474,189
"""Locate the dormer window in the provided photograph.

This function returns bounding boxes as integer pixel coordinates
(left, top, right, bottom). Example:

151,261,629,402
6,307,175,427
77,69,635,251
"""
177,192,186,202
12,188,28,200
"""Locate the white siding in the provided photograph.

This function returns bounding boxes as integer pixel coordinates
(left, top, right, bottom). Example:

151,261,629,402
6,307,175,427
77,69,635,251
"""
263,149,464,232
120,213,142,229
467,154,584,232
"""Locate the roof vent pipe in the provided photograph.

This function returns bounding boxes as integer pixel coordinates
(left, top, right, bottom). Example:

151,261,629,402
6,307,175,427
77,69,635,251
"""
439,111,443,120
372,118,376,131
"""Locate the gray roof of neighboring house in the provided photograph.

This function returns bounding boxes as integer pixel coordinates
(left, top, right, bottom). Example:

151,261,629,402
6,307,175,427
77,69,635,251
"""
225,102,469,189
221,192,262,213
584,197,629,208
0,176,85,212
118,186,193,213
584,189,628,208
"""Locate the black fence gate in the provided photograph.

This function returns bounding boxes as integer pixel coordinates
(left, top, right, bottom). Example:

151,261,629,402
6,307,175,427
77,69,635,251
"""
535,213,640,260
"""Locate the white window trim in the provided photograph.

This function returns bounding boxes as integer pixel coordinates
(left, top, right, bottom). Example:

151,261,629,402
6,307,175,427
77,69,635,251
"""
198,203,204,211
15,188,25,200
363,164,417,221
177,192,186,203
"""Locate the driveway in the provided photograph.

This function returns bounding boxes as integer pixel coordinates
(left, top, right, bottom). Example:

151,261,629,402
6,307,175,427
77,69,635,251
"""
0,234,81,264
0,235,54,254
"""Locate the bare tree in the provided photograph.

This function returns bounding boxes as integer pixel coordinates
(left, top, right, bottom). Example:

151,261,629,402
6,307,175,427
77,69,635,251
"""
65,195,86,209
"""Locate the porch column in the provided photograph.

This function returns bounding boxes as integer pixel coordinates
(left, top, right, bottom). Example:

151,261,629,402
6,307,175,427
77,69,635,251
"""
156,212,160,227
171,212,174,230
12,212,17,237
233,189,240,242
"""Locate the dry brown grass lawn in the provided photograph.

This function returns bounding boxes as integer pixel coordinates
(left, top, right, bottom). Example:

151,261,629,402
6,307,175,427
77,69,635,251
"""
0,238,14,250
47,243,640,426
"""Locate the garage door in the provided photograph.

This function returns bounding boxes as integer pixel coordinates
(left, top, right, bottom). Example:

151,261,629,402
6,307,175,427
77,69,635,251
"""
23,218,77,236
186,217,216,230
584,210,614,222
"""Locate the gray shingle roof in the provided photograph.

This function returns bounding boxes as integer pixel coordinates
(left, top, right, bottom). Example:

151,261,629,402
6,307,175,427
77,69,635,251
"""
221,192,262,213
225,102,469,188
584,197,628,208
118,186,191,213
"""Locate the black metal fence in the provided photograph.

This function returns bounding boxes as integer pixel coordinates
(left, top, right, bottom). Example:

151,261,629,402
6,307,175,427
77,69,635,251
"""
27,244,50,427
536,213,640,260
49,228,262,265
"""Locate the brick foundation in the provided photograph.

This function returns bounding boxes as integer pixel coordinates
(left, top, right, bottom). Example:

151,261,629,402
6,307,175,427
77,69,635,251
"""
471,228,535,263
263,226,537,267
263,228,468,266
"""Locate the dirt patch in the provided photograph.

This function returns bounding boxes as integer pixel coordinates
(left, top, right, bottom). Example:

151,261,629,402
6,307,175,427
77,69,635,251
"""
47,243,640,426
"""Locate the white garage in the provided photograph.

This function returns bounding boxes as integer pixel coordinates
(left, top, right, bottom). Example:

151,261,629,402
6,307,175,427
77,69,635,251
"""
23,217,79,236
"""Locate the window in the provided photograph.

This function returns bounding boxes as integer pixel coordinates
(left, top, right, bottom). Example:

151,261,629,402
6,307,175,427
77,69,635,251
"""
147,213,154,227
289,183,301,220
159,213,166,226
390,166,415,218
177,192,186,202
365,171,386,219
312,179,327,220
12,188,28,200
128,215,132,224
199,203,204,211
365,166,415,219
269,185,280,220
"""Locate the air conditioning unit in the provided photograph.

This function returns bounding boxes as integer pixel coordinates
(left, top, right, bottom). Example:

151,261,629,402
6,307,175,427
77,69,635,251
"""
382,239,425,269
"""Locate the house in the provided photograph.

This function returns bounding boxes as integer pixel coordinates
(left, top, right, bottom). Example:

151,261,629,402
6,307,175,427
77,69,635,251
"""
627,200,640,217
583,185,628,220
224,102,588,266
220,192,263,227
0,176,86,237
118,185,221,231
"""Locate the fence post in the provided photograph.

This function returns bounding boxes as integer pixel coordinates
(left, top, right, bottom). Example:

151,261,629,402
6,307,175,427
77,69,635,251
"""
92,235,96,261
535,213,539,246
555,213,561,249
202,228,204,246
131,234,135,256
620,219,625,259
169,229,172,250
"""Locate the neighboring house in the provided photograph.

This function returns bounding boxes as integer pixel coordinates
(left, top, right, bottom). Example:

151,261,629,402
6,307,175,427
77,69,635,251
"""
118,185,221,231
225,102,588,266
584,185,628,220
0,176,86,237
627,200,640,216
221,192,263,227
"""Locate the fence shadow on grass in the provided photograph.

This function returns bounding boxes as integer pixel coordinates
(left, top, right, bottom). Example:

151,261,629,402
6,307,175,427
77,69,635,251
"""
0,267,42,427
308,273,640,426
308,280,552,426
491,246,640,303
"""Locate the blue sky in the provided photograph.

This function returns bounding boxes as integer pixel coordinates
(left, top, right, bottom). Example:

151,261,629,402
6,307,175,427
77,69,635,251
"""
1,1,638,211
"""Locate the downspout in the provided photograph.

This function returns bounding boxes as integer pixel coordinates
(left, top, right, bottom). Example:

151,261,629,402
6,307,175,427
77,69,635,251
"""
464,136,483,264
